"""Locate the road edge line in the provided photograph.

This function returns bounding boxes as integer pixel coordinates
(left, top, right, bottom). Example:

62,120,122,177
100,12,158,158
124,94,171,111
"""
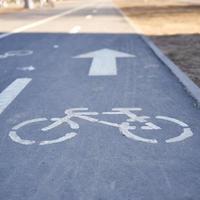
0,1,95,40
113,2,200,106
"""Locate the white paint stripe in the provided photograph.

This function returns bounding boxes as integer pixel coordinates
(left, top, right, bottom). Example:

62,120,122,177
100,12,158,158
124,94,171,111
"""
0,78,31,115
17,66,35,71
141,122,161,130
0,2,94,39
165,128,193,143
9,131,36,145
69,25,81,34
98,120,119,128
119,123,158,144
156,116,189,127
12,118,47,130
74,48,135,76
0,50,33,59
53,45,59,49
39,132,77,145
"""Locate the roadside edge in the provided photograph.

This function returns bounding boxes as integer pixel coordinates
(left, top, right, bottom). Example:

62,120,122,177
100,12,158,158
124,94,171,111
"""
113,1,200,106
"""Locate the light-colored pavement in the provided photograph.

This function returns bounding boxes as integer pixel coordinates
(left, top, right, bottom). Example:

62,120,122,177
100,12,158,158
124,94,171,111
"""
0,0,134,34
0,0,92,32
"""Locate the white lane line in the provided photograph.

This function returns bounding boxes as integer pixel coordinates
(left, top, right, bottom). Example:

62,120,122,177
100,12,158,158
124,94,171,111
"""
69,25,81,34
0,2,95,40
0,78,32,115
86,15,92,19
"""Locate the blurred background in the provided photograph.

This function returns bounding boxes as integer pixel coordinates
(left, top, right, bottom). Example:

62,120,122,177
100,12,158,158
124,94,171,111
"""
0,0,200,86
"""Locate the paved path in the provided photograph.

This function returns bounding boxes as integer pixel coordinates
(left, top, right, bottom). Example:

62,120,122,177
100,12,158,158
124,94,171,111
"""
0,0,200,199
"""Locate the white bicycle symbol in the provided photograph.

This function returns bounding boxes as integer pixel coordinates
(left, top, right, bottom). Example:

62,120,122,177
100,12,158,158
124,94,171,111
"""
9,108,193,145
0,50,33,59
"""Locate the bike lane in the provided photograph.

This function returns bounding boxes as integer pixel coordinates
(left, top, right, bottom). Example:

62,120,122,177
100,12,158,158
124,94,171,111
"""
0,1,200,200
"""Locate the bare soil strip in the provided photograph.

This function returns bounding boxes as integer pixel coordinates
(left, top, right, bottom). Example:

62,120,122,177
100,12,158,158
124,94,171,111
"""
114,0,200,87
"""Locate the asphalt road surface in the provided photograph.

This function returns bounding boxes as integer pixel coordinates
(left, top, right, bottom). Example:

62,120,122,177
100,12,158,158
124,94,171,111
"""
0,0,200,199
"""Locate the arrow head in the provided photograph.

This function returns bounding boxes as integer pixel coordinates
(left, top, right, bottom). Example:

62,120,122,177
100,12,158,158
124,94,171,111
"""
74,48,135,58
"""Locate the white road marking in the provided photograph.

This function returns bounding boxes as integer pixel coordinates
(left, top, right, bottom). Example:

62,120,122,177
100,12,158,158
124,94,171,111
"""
39,132,77,145
0,78,32,115
17,66,35,71
165,128,193,143
86,15,92,19
69,25,81,34
0,50,33,59
9,131,36,145
8,108,194,145
98,120,119,128
9,129,77,146
119,122,158,144
0,2,95,39
12,118,47,130
53,45,59,48
9,117,77,145
141,122,161,130
156,116,193,143
156,116,189,127
74,48,135,76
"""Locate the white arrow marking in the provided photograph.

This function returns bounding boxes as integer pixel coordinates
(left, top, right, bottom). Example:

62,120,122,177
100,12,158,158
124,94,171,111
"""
74,48,135,76
17,66,35,71
0,78,31,115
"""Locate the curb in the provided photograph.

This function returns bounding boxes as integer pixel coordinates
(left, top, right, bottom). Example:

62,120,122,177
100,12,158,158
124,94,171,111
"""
113,2,200,106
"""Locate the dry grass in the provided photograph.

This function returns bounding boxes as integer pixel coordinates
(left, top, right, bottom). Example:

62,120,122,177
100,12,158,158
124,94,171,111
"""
0,4,24,14
114,0,200,87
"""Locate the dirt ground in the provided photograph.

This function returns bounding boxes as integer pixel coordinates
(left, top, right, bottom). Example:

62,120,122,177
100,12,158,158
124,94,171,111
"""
114,0,200,87
0,7,24,14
